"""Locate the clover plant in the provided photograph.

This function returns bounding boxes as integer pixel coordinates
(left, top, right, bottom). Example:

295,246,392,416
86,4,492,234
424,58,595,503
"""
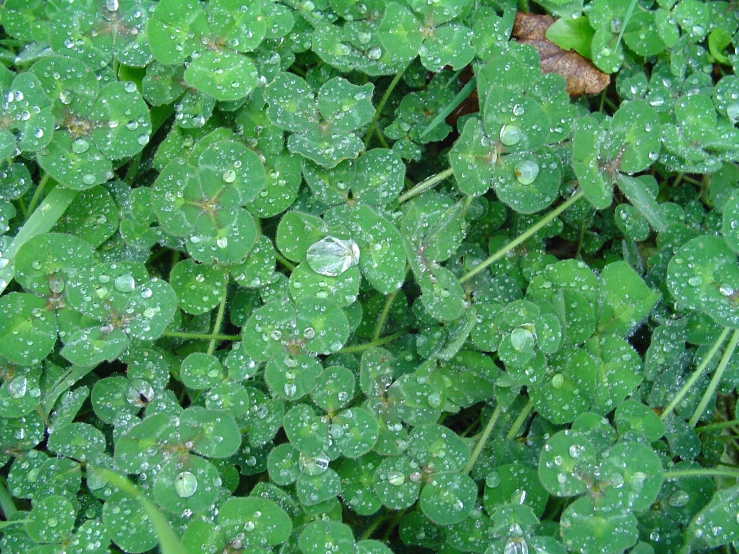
2,0,739,553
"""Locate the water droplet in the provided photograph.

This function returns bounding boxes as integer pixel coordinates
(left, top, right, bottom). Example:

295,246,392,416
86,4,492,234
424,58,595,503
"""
216,236,228,249
514,160,539,185
7,376,28,399
222,169,237,183
175,472,198,497
551,373,564,389
82,174,96,186
486,471,501,488
123,82,137,93
367,46,382,60
114,274,135,293
71,138,90,154
668,489,690,507
306,237,360,277
500,124,523,146
727,103,739,122
388,472,405,486
688,276,702,287
106,0,119,10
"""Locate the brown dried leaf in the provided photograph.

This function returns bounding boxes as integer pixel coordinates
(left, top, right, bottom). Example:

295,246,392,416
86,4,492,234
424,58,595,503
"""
512,12,610,98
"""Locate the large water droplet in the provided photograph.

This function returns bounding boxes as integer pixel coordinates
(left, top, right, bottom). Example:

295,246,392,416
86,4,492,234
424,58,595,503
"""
7,376,28,399
514,160,539,185
500,124,523,146
551,373,564,389
306,236,360,277
71,138,90,154
175,472,198,497
114,274,136,293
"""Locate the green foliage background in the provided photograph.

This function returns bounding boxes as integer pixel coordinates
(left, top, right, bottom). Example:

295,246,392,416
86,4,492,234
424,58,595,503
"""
1,0,739,552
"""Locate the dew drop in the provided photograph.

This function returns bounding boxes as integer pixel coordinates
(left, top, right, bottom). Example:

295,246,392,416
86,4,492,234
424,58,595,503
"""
175,472,198,497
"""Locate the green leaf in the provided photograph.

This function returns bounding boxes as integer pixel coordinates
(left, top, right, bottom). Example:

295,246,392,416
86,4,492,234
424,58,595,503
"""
185,50,258,101
349,205,406,294
26,495,76,543
598,441,663,512
538,429,596,496
153,454,221,514
378,4,424,64
420,472,477,525
317,78,374,132
598,261,660,336
450,118,495,197
181,353,224,390
0,293,57,366
170,259,228,315
299,521,354,554
218,496,292,548
90,82,152,159
179,407,241,458
560,496,638,554
667,235,739,328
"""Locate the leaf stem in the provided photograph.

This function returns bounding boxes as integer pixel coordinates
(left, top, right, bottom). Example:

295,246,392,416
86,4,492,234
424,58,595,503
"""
696,420,739,433
663,468,739,480
208,276,230,356
275,251,296,271
0,185,78,295
505,399,534,440
689,328,739,428
397,167,455,204
660,328,731,421
25,173,50,220
339,330,406,353
464,403,502,474
163,331,241,341
459,190,585,284
365,65,408,147
360,511,385,540
372,290,398,342
0,478,17,519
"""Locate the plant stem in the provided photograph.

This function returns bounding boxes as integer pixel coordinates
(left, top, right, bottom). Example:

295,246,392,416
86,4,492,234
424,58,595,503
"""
397,168,455,204
207,276,230,356
661,328,731,421
663,468,739,480
365,65,407,147
689,329,739,428
275,251,296,271
339,330,406,353
0,185,78,295
361,512,385,540
459,190,585,284
0,478,17,519
25,173,50,219
163,331,240,341
375,125,390,149
372,290,398,342
464,403,502,474
505,399,534,440
696,420,739,433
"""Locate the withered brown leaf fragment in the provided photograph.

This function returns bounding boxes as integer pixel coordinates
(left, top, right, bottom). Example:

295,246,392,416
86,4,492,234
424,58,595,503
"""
512,12,610,98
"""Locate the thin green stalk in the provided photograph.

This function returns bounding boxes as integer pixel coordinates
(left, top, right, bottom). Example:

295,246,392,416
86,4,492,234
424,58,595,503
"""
163,331,240,341
0,185,78,295
275,251,296,271
339,330,406,353
464,403,502,474
615,0,639,50
375,125,390,149
689,329,739,428
91,469,188,554
365,65,408,147
505,399,534,440
460,190,585,284
372,290,398,342
663,468,739,480
361,512,385,540
25,173,50,219
397,168,455,204
696,420,739,433
381,508,407,542
207,276,230,356
661,328,731,421
420,76,477,138
0,478,17,519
